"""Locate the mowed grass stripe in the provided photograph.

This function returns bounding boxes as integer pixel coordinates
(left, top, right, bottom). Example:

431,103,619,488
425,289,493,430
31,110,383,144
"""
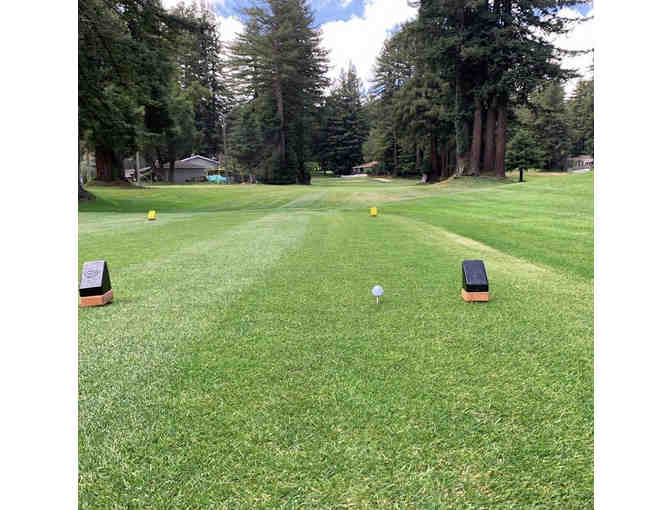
78,211,311,509
386,173,594,280
78,211,239,236
78,211,268,269
80,185,312,213
79,175,515,214
98,209,592,508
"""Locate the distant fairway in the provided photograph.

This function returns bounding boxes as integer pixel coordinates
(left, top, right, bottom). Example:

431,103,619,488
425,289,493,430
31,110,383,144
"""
79,173,593,508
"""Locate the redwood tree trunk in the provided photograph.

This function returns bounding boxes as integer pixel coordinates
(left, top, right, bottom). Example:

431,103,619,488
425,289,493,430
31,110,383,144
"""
427,134,441,183
470,101,483,176
78,142,93,200
456,121,469,177
168,160,175,183
273,77,286,167
95,145,119,181
415,144,422,173
495,99,508,178
494,0,512,179
483,97,497,174
455,153,468,178
453,6,469,178
156,151,166,182
393,128,398,175
441,140,451,179
272,39,287,170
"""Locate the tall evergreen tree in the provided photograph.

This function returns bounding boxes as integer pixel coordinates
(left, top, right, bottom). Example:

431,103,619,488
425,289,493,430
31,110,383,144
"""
530,82,571,170
505,127,546,171
320,65,368,174
171,1,231,158
371,21,437,178
566,78,594,156
79,0,143,182
228,0,329,184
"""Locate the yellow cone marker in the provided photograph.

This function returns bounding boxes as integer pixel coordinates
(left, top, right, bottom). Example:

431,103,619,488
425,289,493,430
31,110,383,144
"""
370,206,378,217
148,210,157,220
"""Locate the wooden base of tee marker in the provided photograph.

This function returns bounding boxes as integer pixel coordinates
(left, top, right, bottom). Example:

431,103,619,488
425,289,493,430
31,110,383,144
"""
80,289,114,307
461,260,490,302
79,260,113,307
461,288,490,302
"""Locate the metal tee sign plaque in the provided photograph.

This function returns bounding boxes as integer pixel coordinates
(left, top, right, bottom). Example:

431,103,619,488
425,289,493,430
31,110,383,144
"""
461,260,490,302
79,260,113,307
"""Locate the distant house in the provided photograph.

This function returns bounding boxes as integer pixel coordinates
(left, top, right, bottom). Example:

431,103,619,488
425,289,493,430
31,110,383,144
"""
127,155,220,183
566,155,594,171
351,161,381,173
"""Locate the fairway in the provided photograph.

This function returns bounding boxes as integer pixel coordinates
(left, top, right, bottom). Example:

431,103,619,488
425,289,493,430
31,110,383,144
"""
79,174,593,508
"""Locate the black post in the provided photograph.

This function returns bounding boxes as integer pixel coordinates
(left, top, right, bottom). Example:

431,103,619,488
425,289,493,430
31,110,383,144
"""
519,168,524,182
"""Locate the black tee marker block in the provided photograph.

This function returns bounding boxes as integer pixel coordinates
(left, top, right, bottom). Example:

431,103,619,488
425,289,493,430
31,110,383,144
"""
79,260,113,306
461,260,490,302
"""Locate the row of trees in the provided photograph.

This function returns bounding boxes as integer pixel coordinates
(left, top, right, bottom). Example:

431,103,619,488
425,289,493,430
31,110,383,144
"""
80,0,342,187
313,65,369,175
79,0,229,189
79,0,593,193
225,3,372,181
507,77,594,171
363,0,590,181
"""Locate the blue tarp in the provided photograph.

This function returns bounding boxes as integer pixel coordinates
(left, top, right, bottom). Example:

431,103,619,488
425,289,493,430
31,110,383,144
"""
207,175,228,184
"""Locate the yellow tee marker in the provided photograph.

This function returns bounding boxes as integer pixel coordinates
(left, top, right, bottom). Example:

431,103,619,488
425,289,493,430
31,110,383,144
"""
370,206,378,217
147,210,157,221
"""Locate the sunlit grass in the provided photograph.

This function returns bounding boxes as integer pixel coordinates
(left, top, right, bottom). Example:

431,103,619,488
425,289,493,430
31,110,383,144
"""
79,172,593,508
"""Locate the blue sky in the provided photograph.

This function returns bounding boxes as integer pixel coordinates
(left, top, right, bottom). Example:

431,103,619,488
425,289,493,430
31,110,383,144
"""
212,0,365,25
308,0,366,26
573,4,592,16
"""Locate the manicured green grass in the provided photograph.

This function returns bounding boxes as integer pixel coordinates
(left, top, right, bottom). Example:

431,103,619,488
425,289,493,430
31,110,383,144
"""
79,173,593,508
79,174,513,213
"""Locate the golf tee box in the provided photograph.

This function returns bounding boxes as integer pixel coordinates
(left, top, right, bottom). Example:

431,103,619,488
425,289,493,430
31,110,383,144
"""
148,210,157,220
461,259,490,302
79,260,113,307
370,206,378,217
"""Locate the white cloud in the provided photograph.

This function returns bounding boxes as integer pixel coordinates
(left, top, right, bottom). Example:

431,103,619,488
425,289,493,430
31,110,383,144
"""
162,0,231,10
320,0,418,90
549,7,595,96
340,0,354,7
161,0,185,10
160,0,243,53
216,14,244,46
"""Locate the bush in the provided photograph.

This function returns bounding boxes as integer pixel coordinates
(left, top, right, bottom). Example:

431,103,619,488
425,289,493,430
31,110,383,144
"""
506,128,546,171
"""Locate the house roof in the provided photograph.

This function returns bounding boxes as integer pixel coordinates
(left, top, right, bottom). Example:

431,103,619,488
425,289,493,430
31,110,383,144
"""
172,155,219,169
132,155,220,172
352,161,380,169
179,155,219,165
568,155,594,161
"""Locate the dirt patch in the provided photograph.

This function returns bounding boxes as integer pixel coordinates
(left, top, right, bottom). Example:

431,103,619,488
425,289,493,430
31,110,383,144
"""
373,178,392,183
